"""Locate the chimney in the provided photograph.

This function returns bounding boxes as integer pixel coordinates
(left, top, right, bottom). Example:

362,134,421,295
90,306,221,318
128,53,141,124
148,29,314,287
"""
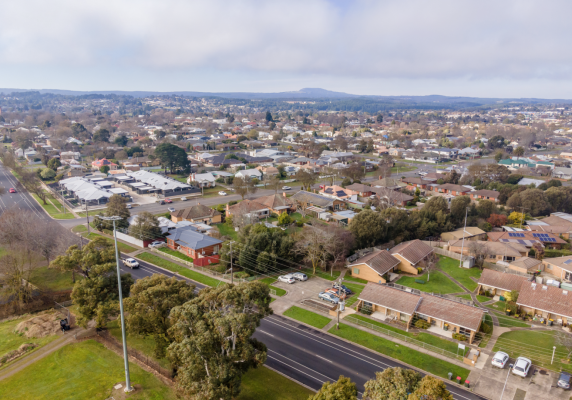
379,175,382,180
226,203,230,213
283,191,286,198
197,202,200,205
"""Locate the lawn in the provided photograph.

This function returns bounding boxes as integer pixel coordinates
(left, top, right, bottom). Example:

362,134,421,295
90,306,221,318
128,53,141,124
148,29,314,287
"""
107,320,170,369
344,274,369,284
302,268,340,281
0,314,59,366
486,301,530,327
283,306,332,329
258,277,287,296
344,283,366,307
237,366,314,400
159,247,194,263
493,330,572,372
396,271,462,294
82,232,138,253
436,256,482,291
456,294,491,303
71,224,87,233
30,193,75,220
137,253,223,287
346,314,461,355
329,324,469,381
215,223,238,240
0,340,176,400
28,266,77,291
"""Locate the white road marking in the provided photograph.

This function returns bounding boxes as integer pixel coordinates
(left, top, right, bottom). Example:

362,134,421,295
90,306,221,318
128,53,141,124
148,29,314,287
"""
259,330,274,337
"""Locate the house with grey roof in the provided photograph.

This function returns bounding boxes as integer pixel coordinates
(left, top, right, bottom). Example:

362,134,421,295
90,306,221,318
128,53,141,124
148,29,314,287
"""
165,226,223,259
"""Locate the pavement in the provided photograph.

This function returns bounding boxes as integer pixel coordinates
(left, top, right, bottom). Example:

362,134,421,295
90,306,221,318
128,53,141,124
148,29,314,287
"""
0,162,51,220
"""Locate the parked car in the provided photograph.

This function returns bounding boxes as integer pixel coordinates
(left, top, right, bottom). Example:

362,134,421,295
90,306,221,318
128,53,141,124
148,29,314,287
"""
123,258,139,269
164,198,173,203
168,207,176,213
318,292,339,304
8,188,16,193
511,357,532,378
333,283,353,295
278,274,295,284
282,186,291,190
181,197,188,201
292,272,308,281
491,351,510,369
126,204,132,209
148,241,164,248
558,371,571,390
419,171,428,176
369,195,377,199
160,200,165,205
325,288,341,297
218,191,227,196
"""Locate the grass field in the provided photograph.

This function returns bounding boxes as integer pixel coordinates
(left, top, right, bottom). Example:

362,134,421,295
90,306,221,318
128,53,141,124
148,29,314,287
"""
456,294,491,303
329,324,469,381
159,247,194,263
71,224,87,233
283,306,332,329
485,301,530,327
215,223,238,240
302,268,340,281
397,271,462,294
344,274,369,284
237,366,314,400
31,193,75,220
0,340,176,400
0,314,59,365
82,232,138,253
346,314,462,355
137,252,223,287
493,330,572,372
258,277,287,296
436,256,482,291
28,266,76,291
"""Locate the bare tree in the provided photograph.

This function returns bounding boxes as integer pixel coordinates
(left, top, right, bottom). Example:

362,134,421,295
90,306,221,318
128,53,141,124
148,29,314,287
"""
294,225,332,275
0,246,41,311
295,169,318,191
266,174,282,194
233,176,249,200
424,252,438,282
467,241,493,268
20,169,47,204
324,225,354,272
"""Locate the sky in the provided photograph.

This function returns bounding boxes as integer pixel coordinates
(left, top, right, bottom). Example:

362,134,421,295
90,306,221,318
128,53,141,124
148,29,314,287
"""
1,0,572,98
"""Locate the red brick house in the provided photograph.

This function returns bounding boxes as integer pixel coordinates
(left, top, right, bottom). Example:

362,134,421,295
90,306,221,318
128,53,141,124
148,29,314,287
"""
91,158,118,170
434,183,471,196
469,189,500,203
166,227,223,259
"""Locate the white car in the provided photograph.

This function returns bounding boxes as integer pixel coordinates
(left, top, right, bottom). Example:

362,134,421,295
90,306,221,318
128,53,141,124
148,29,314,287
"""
168,207,176,213
491,351,510,369
369,195,377,199
292,272,308,281
512,357,532,378
278,274,295,284
148,241,164,248
318,292,339,304
126,204,132,209
218,191,227,196
123,258,139,269
282,186,291,190
419,171,428,176
181,197,188,201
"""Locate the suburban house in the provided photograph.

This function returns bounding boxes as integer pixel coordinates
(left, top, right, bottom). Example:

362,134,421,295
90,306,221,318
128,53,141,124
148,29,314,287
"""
370,187,414,207
552,167,572,180
517,281,572,325
401,177,433,191
469,189,500,203
227,193,295,218
92,158,118,171
344,183,374,197
188,172,216,187
541,256,572,282
433,184,471,196
235,169,263,180
441,227,487,242
506,257,543,274
291,190,346,212
320,185,352,199
170,204,222,225
370,177,406,190
447,239,529,262
256,165,279,176
348,250,401,284
166,226,223,259
389,240,435,275
487,231,566,250
356,283,483,343
477,269,528,298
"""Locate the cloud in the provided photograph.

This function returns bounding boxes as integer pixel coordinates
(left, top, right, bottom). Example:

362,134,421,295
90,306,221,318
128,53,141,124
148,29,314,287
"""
1,0,572,83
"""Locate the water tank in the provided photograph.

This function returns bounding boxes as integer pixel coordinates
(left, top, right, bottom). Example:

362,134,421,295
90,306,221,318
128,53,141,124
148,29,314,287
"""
546,279,561,288
560,282,572,291
443,245,449,251
535,276,543,284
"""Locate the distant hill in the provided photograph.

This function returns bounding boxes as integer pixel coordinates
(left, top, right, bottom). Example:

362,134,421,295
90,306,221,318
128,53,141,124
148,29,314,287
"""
1,87,571,105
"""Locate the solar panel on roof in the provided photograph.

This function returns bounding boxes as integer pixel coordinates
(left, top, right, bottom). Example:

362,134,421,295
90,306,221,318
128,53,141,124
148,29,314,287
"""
509,232,525,238
565,259,572,265
517,240,526,244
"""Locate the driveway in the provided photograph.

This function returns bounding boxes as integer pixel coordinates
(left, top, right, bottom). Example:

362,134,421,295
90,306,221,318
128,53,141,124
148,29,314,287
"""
270,275,339,314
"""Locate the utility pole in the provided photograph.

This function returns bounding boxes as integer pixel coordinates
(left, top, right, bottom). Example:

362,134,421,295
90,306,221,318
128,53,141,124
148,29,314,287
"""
230,241,234,284
459,207,468,269
100,216,132,392
61,188,66,214
336,277,345,330
519,206,528,230
85,202,90,235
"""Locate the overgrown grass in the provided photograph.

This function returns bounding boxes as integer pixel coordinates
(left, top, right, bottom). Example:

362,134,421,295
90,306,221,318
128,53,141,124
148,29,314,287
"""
137,252,223,287
436,256,482,291
329,324,469,381
283,306,332,329
237,366,314,400
82,232,138,253
258,277,286,296
28,266,77,292
397,272,462,294
215,223,238,240
159,247,194,262
30,193,75,220
0,340,177,400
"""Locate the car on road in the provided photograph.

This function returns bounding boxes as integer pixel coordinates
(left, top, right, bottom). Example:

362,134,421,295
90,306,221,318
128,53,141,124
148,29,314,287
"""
333,283,353,295
218,191,227,196
418,171,428,176
511,357,532,378
148,241,164,248
168,207,176,213
123,258,139,269
164,198,173,203
9,188,16,193
160,200,165,205
318,292,339,304
282,186,291,190
278,274,295,284
126,204,132,209
557,371,571,390
491,351,510,369
292,272,308,281
181,197,188,201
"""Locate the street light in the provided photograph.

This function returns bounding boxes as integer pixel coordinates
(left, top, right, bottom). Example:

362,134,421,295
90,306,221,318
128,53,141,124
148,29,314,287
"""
499,363,514,400
100,215,132,392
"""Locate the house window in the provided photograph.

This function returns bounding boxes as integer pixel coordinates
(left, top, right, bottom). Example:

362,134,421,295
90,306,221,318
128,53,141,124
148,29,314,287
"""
565,271,571,281
353,268,360,275
547,264,553,270
459,327,471,336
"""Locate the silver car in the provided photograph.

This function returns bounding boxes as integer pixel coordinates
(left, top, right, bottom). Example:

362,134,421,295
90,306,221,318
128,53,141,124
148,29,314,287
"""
292,272,308,281
278,275,295,284
318,292,339,304
168,207,176,213
491,351,509,369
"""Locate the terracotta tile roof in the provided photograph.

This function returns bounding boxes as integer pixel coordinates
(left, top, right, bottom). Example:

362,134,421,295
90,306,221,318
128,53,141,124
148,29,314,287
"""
537,216,572,227
171,204,220,220
477,269,528,292
345,183,372,193
517,281,572,319
390,240,434,265
402,177,432,185
542,256,572,273
509,257,542,271
228,199,269,214
470,189,500,199
528,225,572,234
254,194,294,210
349,250,401,276
436,183,471,193
358,283,419,315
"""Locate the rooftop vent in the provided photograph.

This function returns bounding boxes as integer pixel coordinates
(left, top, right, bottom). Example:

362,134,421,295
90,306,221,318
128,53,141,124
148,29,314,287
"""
564,291,568,295
542,285,548,290
531,283,537,289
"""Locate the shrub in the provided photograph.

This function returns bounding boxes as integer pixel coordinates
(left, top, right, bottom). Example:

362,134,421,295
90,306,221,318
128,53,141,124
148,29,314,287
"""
228,200,238,206
234,271,249,279
215,264,227,274
278,212,293,226
417,267,423,274
296,220,304,227
480,322,493,335
452,333,467,341
414,320,430,329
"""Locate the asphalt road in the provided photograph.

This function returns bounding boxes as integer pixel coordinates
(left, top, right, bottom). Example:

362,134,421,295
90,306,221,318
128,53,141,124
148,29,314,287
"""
0,162,50,220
